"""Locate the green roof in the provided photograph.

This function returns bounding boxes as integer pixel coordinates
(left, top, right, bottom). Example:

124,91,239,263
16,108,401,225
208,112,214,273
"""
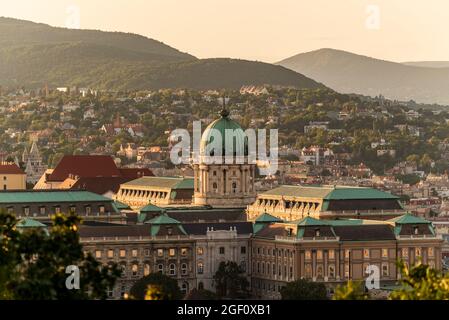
16,218,47,228
201,111,247,155
293,216,329,226
0,191,112,204
261,185,398,200
389,214,430,225
140,203,165,213
114,200,131,210
144,213,181,225
323,188,398,200
122,176,194,190
255,212,283,223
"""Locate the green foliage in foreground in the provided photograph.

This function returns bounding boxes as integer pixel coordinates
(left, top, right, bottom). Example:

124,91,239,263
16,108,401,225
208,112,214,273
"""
334,262,449,300
390,262,449,300
281,279,329,300
333,281,368,300
130,272,182,300
214,261,250,299
0,211,121,300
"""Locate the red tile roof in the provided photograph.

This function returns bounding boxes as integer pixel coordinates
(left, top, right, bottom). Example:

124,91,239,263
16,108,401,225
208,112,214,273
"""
48,155,121,181
70,176,132,195
119,168,154,179
0,164,25,175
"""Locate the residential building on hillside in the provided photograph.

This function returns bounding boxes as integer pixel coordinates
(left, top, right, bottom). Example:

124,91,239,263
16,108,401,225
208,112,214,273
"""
0,162,26,190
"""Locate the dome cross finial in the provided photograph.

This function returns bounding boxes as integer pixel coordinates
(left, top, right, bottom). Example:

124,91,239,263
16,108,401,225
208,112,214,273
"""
219,95,230,118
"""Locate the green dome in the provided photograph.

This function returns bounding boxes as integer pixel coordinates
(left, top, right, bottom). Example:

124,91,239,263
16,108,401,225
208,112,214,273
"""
200,109,248,157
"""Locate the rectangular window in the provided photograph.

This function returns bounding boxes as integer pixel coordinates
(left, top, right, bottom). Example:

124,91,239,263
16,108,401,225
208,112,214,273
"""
144,249,150,257
382,249,388,258
219,247,225,255
382,263,389,277
345,249,351,259
99,205,105,214
169,248,176,257
157,249,164,257
241,246,246,254
415,248,421,257
197,247,204,255
39,207,46,215
181,248,188,256
363,249,370,259
120,249,126,258
305,250,311,260
108,250,114,258
328,249,335,260
344,264,350,278
69,206,76,214
55,206,61,214
23,207,30,216
95,250,102,259
402,248,409,258
132,249,138,258
317,250,323,260
428,247,434,257
328,265,335,278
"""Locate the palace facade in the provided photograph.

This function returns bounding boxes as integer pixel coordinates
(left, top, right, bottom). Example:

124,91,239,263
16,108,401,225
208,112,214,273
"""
247,185,407,222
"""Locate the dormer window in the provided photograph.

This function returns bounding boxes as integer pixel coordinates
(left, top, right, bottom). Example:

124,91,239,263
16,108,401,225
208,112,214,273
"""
167,227,173,235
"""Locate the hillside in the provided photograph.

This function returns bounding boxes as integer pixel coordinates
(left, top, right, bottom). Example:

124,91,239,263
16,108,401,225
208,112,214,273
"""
277,48,449,104
402,61,449,68
0,17,324,91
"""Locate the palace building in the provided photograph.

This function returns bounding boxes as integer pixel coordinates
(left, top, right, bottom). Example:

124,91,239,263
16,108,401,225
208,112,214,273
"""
0,190,124,223
115,105,256,211
114,176,194,209
251,213,443,299
246,185,406,222
192,108,257,208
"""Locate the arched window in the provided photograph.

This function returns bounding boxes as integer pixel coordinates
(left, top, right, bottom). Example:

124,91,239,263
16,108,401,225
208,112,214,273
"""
132,264,138,276
197,262,204,274
181,283,188,295
169,263,176,275
181,263,188,275
144,263,151,276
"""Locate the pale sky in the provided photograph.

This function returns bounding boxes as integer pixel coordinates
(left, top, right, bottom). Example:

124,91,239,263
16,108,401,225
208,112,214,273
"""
2,0,449,63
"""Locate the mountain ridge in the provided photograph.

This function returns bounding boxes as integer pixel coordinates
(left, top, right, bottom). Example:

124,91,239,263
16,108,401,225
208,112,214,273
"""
0,17,324,91
277,48,449,104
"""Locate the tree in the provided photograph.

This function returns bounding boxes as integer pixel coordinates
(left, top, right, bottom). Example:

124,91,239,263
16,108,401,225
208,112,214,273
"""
184,288,218,300
280,279,328,300
130,272,182,300
213,261,249,298
333,280,368,300
390,262,449,300
0,211,121,300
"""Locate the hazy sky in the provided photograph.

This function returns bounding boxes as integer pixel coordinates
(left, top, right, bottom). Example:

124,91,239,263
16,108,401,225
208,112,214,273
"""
3,0,449,63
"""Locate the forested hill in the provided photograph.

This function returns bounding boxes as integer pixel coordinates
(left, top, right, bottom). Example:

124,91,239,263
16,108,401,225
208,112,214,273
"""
0,17,324,91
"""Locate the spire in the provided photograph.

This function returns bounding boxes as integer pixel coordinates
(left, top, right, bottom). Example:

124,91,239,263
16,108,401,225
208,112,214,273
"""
219,96,230,118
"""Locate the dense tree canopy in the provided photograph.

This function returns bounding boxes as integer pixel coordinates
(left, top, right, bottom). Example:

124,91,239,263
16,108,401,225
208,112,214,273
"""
0,211,121,300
